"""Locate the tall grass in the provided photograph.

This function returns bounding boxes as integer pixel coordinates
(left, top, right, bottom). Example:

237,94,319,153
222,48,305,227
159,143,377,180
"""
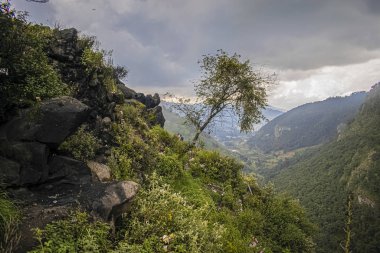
0,191,20,253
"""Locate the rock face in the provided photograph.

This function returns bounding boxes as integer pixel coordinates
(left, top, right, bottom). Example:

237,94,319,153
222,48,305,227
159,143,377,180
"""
0,156,20,186
0,26,163,252
10,173,139,252
34,96,90,148
92,181,140,221
0,141,49,185
149,106,165,127
2,96,89,148
87,161,112,182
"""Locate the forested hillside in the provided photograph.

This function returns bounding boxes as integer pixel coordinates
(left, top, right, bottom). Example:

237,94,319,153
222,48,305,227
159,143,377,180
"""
0,9,316,253
250,92,367,152
267,84,380,253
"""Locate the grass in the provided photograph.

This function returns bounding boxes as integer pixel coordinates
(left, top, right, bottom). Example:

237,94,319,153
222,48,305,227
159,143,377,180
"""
0,191,21,253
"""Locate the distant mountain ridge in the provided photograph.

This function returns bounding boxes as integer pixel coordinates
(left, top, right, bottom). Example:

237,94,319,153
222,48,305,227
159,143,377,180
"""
250,91,367,152
161,101,283,144
266,84,380,252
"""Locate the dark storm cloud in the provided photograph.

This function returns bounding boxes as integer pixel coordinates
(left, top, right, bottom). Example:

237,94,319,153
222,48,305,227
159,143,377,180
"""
12,0,380,107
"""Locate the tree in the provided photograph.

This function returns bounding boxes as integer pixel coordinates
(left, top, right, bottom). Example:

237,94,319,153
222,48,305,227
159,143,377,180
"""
173,50,274,146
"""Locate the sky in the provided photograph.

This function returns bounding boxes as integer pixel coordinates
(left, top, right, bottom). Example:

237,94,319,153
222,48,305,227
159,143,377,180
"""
12,0,380,110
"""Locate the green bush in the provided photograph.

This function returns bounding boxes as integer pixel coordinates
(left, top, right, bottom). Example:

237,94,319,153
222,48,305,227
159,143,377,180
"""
155,153,183,179
59,126,100,161
0,13,69,120
114,174,225,253
30,211,111,253
189,149,243,187
0,191,20,253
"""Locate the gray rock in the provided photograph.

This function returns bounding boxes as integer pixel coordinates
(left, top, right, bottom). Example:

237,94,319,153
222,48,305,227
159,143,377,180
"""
0,141,49,185
92,181,139,221
2,97,89,148
49,28,78,62
87,161,111,182
34,96,90,148
48,155,91,183
145,93,160,109
116,82,136,99
102,117,112,126
148,106,165,127
0,156,20,186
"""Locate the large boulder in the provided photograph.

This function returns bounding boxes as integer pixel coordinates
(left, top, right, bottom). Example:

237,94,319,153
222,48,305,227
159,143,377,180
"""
0,156,20,186
49,28,79,62
92,181,139,221
87,161,111,182
0,141,49,185
148,106,165,127
145,93,160,109
34,96,90,148
116,82,136,99
3,97,89,148
48,155,91,183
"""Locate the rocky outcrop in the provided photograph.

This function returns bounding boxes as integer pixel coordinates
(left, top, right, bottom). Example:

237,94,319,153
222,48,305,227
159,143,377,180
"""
9,169,139,252
92,181,139,221
87,160,112,182
2,96,90,148
0,141,49,185
0,26,163,252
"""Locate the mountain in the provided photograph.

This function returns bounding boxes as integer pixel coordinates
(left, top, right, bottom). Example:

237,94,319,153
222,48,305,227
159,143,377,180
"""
162,106,227,151
161,101,283,145
266,84,380,253
0,10,316,253
250,92,367,152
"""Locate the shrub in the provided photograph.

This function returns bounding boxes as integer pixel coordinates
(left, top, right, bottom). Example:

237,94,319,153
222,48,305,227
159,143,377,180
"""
155,153,183,179
30,211,111,253
59,126,100,161
189,149,243,187
0,13,69,120
114,174,225,253
0,191,20,253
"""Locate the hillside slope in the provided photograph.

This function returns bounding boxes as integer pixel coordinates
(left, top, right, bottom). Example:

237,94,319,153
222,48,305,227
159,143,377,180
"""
0,10,316,253
268,84,380,253
250,92,367,152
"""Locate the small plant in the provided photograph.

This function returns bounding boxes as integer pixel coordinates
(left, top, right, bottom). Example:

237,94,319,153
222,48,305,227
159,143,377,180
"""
59,126,100,161
30,211,111,253
114,174,225,253
0,191,20,253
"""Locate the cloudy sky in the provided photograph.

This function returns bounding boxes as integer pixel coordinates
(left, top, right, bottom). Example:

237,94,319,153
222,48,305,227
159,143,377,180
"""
13,0,380,110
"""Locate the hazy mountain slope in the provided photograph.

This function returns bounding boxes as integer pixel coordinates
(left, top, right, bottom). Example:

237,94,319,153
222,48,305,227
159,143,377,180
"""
268,84,380,253
250,92,367,152
162,106,226,151
162,101,283,145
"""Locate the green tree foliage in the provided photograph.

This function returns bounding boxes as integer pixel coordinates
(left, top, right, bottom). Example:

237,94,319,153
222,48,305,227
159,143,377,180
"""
0,11,69,120
173,50,273,145
0,10,316,252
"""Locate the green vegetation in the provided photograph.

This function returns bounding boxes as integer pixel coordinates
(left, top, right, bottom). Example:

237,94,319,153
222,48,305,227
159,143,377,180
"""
30,211,111,253
80,38,127,94
0,191,20,253
172,50,273,145
0,11,69,120
59,126,100,161
0,9,317,253
267,84,380,252
34,101,316,253
251,92,366,153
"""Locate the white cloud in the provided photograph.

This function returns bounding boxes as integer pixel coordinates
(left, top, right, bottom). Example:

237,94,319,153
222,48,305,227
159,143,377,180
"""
269,58,380,110
12,0,380,108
